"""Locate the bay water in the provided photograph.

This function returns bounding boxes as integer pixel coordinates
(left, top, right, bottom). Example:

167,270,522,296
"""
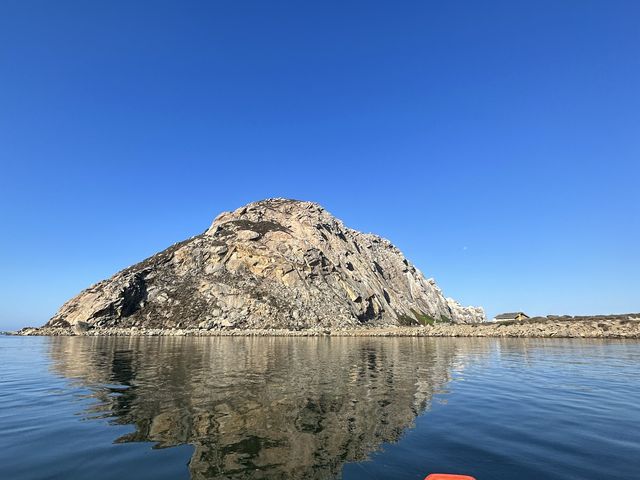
1,336,638,479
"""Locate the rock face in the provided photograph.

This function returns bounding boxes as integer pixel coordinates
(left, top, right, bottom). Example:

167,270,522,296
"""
45,198,484,330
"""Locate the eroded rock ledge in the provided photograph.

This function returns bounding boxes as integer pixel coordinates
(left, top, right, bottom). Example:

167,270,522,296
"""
38,198,485,332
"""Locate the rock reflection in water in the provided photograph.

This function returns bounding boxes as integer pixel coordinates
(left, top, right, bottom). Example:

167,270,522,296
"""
46,336,488,479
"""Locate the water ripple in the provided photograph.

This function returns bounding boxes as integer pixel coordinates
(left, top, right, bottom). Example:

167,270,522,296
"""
1,336,639,480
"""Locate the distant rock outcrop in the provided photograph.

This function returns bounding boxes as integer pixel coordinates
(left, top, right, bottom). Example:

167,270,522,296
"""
44,198,484,330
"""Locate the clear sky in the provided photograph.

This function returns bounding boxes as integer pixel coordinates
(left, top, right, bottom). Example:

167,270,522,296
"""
1,1,638,330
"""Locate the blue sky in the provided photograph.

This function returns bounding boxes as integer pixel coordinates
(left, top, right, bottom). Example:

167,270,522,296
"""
1,1,638,330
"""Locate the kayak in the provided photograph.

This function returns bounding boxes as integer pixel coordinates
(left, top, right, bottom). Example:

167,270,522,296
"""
425,475,476,480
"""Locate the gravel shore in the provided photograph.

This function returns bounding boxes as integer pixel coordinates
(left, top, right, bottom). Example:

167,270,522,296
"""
14,317,640,338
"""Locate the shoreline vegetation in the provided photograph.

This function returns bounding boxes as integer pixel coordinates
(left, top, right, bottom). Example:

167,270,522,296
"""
12,315,640,339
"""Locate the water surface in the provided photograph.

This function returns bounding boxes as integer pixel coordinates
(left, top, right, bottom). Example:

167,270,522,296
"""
1,336,639,479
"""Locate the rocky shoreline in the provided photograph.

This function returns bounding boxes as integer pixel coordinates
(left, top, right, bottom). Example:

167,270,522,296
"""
14,316,640,338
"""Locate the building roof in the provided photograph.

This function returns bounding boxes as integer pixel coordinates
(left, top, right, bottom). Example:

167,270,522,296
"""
494,312,528,319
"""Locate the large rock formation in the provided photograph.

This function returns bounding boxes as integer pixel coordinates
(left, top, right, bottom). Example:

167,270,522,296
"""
45,198,484,330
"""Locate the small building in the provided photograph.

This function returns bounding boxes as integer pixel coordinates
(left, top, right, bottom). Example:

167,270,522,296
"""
493,312,530,322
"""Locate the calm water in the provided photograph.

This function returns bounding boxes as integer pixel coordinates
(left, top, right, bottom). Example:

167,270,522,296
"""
1,336,639,480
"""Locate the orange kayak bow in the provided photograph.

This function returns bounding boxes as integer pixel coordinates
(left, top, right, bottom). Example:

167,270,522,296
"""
425,475,476,480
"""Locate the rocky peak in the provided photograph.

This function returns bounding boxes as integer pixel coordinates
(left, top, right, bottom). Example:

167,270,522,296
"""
45,199,484,330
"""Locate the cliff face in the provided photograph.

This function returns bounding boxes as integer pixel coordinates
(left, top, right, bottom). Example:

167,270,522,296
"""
45,198,484,330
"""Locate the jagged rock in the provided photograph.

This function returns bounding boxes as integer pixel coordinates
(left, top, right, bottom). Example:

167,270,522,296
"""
44,198,485,330
446,298,485,324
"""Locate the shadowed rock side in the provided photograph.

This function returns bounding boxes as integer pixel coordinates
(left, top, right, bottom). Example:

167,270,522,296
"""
46,336,492,480
45,198,484,331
